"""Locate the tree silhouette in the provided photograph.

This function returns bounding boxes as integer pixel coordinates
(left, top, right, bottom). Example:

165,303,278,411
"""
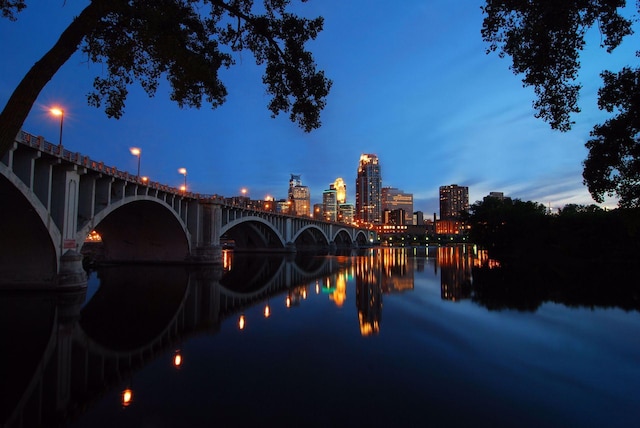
482,0,639,207
0,0,332,157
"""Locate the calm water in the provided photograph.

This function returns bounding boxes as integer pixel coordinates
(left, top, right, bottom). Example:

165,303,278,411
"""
1,246,639,427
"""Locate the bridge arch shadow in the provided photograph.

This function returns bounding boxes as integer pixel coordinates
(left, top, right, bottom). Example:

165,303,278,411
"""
0,170,59,286
221,217,285,251
81,198,191,263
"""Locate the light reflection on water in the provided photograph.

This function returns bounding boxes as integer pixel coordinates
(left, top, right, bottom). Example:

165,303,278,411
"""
1,246,639,427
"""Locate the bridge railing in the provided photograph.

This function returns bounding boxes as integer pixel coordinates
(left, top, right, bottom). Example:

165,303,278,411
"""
18,130,196,198
16,130,368,230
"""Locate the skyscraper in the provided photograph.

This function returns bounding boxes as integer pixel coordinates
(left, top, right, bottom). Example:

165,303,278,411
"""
439,184,469,220
355,154,382,224
334,177,346,204
289,174,310,216
381,187,414,225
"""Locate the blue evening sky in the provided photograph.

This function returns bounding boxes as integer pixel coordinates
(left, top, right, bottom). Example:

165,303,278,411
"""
1,1,634,215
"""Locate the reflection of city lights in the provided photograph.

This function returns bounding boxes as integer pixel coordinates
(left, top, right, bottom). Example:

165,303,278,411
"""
264,304,270,318
173,351,183,368
238,315,245,330
122,388,133,407
286,296,291,308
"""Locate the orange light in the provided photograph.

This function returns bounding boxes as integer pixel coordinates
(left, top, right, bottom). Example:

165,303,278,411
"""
178,167,187,175
122,388,133,407
173,352,183,368
130,147,141,156
264,304,271,318
141,176,149,183
238,315,245,330
50,107,63,117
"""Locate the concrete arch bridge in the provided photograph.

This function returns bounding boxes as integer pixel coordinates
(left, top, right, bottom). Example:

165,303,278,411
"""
0,130,374,289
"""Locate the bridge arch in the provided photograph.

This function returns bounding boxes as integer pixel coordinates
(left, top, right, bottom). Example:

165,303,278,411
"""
220,216,286,250
0,166,61,285
292,224,330,249
79,196,191,263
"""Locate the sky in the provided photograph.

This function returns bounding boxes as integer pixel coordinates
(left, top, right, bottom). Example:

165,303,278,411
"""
1,0,635,215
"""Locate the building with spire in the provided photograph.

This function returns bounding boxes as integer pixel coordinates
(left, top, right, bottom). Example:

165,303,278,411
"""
289,174,310,217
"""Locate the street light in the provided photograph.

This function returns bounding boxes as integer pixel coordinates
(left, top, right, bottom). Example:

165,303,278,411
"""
178,168,187,193
50,107,64,147
130,147,141,179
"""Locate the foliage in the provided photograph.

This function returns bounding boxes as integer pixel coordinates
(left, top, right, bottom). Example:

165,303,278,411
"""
468,198,640,312
0,0,25,20
0,0,332,158
583,67,640,207
466,196,547,261
481,1,640,207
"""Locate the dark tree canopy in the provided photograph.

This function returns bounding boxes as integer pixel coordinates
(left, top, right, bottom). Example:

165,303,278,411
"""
0,0,331,158
482,0,640,207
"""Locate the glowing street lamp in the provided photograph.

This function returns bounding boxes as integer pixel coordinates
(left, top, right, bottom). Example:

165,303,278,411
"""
178,167,187,193
130,147,141,179
50,107,64,147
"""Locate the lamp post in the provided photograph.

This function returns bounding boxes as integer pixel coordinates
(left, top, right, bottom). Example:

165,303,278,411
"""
178,168,187,193
130,147,141,179
50,107,64,147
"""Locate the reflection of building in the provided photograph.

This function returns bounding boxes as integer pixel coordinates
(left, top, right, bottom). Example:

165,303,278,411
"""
355,256,383,336
355,154,382,224
380,247,414,293
438,245,472,302
329,272,347,307
382,187,413,225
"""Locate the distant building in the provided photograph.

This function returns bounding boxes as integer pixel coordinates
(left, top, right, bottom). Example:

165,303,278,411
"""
384,208,406,226
276,199,291,214
382,187,413,225
439,184,469,220
322,185,338,221
484,191,506,203
338,203,355,224
355,154,382,224
289,174,310,216
313,203,324,219
413,211,424,226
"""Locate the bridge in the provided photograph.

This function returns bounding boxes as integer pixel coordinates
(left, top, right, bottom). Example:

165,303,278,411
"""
0,130,375,290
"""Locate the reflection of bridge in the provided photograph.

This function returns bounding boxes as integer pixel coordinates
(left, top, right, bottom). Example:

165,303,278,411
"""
0,130,374,289
0,256,339,427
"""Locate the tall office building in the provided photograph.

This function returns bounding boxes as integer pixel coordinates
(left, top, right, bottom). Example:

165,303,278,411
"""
289,174,310,216
439,184,469,220
355,154,382,224
334,178,347,204
381,187,413,225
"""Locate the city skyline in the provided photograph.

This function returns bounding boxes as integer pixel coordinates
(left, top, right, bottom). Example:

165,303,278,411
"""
1,1,634,214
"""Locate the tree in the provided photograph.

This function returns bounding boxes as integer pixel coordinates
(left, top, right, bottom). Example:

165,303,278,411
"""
0,0,331,158
481,0,639,207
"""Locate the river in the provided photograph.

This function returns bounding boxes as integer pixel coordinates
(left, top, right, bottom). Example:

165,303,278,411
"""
1,245,638,427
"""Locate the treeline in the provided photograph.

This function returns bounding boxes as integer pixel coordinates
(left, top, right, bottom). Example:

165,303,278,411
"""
466,198,639,264
464,198,640,311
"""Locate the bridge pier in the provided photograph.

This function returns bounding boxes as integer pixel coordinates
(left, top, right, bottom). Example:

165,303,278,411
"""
57,250,87,288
